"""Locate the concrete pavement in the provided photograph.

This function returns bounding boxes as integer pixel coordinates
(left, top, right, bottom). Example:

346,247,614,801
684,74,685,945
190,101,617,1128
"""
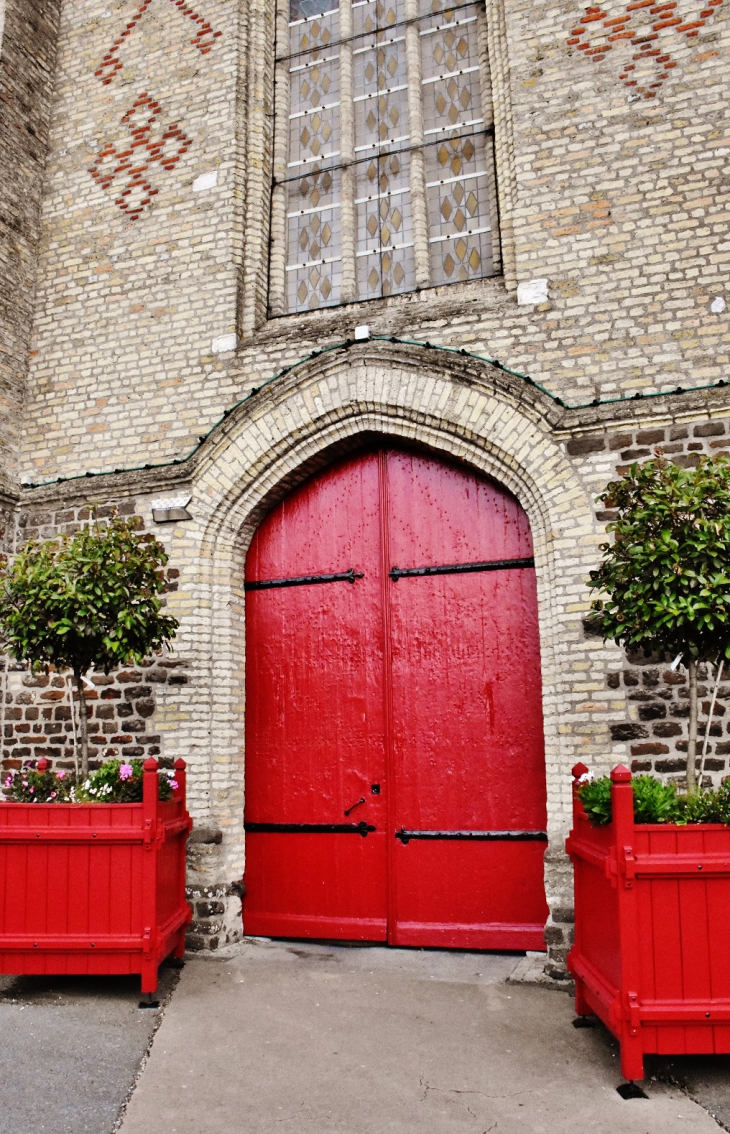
118,939,723,1134
0,967,178,1134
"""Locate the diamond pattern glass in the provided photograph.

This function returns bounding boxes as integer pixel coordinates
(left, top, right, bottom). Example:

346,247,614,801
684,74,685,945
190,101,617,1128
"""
275,0,498,313
352,0,414,296
286,167,342,310
425,131,494,284
420,0,483,140
356,149,414,297
290,0,338,17
420,1,496,286
285,3,342,312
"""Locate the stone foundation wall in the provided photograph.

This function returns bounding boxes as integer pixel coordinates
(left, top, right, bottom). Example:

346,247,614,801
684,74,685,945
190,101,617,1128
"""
0,658,186,774
0,495,188,777
574,413,730,787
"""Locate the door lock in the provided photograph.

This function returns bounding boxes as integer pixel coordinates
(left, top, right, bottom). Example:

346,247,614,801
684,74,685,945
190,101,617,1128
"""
371,784,380,794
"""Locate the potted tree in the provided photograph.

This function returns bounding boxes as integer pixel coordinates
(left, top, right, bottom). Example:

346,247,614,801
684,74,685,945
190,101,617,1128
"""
567,455,730,1084
0,515,191,1000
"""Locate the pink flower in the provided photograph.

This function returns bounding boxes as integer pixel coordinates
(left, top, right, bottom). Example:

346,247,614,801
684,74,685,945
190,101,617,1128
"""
119,764,134,781
57,771,65,780
50,792,56,798
3,776,11,787
169,780,178,790
29,786,34,793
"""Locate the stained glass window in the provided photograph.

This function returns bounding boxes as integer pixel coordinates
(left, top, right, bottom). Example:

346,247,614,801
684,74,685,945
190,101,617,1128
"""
270,0,500,314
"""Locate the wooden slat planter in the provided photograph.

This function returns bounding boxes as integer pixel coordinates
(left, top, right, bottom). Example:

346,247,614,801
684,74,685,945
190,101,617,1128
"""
567,762,730,1081
0,758,192,994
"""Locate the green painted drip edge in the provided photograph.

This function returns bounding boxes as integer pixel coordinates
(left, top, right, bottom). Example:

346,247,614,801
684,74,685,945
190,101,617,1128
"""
23,336,728,489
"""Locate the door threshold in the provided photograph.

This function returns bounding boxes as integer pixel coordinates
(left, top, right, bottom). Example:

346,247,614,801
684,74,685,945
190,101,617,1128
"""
243,934,541,957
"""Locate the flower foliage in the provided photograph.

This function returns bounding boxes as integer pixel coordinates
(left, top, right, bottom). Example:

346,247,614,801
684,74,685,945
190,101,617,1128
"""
577,775,730,826
0,516,179,676
2,759,176,803
2,763,74,803
74,758,176,803
588,455,730,662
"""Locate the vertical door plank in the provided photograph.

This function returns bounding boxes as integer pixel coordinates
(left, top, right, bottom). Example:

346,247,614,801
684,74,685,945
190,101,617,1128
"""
244,451,388,939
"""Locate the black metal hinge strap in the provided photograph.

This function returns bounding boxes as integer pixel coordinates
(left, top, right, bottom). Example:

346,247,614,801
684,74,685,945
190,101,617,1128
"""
389,557,534,581
245,568,364,591
245,821,376,838
395,828,547,844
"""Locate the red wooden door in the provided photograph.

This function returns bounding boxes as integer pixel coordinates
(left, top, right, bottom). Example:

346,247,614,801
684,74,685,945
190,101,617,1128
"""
243,448,548,949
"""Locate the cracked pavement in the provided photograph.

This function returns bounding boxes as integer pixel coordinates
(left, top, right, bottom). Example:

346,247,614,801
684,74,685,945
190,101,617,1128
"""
117,940,725,1134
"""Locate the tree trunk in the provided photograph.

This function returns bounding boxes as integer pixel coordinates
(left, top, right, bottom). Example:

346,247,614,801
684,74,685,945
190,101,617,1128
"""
687,657,698,795
74,669,90,780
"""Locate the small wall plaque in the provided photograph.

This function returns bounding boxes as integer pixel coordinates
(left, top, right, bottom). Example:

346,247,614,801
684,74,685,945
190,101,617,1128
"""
152,507,192,523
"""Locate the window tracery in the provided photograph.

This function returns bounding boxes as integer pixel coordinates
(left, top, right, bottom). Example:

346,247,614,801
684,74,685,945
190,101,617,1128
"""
270,0,500,314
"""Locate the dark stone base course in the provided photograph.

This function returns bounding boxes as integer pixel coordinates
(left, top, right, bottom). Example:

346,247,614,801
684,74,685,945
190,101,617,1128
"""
186,882,244,953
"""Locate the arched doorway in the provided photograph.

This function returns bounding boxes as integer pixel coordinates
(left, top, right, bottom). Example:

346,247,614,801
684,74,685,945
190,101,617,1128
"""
243,446,548,949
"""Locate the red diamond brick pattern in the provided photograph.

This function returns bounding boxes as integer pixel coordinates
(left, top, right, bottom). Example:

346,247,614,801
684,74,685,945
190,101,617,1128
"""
94,0,222,86
88,93,192,221
568,0,724,98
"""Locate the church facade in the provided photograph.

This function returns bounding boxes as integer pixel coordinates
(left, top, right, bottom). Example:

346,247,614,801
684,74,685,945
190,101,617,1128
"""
0,0,728,975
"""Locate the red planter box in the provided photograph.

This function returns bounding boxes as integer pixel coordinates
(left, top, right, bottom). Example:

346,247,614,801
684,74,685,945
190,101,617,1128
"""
0,758,192,994
567,762,730,1081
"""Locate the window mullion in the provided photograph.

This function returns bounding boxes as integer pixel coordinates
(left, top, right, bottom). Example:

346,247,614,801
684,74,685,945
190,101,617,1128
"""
476,4,501,276
339,0,357,302
405,0,431,289
269,2,293,316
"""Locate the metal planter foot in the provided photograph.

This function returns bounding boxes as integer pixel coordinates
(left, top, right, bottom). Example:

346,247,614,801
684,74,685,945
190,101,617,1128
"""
616,1081,648,1099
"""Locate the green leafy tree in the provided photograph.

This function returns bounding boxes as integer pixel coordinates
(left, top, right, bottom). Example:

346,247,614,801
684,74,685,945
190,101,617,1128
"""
589,455,730,794
0,515,179,777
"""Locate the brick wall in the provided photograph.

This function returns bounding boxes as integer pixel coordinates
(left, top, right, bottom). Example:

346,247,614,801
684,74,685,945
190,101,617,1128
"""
0,0,61,490
3,0,730,969
10,344,730,965
12,0,729,482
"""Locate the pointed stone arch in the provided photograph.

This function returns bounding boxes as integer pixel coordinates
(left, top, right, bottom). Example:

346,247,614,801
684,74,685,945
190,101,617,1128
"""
167,347,599,948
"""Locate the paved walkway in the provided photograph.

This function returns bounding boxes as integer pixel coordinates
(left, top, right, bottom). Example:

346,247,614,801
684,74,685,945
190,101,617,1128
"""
0,967,178,1134
118,940,722,1134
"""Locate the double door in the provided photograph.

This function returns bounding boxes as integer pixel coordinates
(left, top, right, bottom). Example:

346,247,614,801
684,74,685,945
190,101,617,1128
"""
243,447,548,949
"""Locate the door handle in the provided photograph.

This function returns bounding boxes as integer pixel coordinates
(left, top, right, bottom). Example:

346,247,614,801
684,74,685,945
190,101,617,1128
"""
344,797,365,817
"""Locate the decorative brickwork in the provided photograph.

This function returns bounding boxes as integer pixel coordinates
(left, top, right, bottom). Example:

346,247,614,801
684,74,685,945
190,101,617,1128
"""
89,93,193,221
569,0,725,100
94,0,222,86
9,0,726,479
